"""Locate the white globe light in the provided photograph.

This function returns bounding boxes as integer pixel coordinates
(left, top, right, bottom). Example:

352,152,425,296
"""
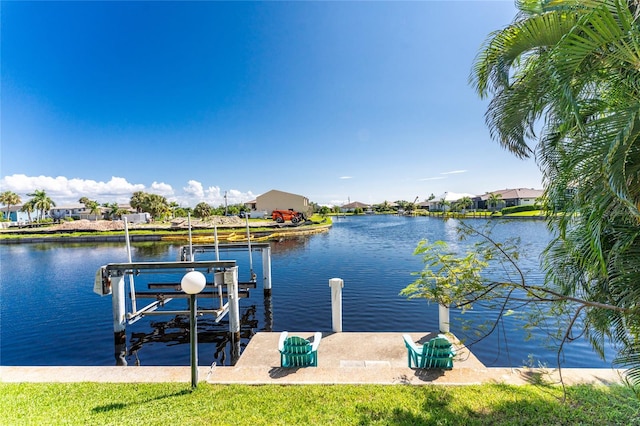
181,271,206,294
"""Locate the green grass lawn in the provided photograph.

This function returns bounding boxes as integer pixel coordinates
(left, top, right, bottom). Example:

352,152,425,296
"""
2,383,638,425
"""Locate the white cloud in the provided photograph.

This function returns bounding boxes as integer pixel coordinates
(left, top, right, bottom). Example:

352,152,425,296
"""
0,174,145,204
419,176,446,181
177,181,256,207
225,189,256,204
339,176,353,180
204,185,223,202
150,181,174,196
440,170,468,175
0,174,258,209
183,180,205,199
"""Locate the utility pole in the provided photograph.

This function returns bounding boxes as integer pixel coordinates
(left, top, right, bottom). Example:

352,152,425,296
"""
224,191,228,216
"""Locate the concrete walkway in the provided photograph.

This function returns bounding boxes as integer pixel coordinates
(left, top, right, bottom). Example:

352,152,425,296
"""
0,332,625,386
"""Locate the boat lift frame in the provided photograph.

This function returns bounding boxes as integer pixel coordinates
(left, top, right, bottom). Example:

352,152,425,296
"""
181,242,273,296
95,260,240,365
95,213,274,366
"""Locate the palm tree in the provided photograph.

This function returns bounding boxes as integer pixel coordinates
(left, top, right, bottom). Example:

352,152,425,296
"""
457,196,473,213
144,194,170,220
103,203,121,220
20,201,35,223
130,191,147,213
168,201,180,219
193,202,212,219
0,191,21,221
487,193,502,212
27,190,55,221
471,0,640,384
79,198,99,220
87,200,102,220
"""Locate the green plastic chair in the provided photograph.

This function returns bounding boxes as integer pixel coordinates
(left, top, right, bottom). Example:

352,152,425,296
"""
402,334,455,370
278,331,322,367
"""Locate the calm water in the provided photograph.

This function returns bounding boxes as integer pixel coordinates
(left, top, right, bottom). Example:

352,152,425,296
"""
0,215,616,368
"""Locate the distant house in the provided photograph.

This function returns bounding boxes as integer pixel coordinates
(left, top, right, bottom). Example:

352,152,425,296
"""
427,192,476,212
122,212,151,224
340,201,370,213
49,204,135,221
2,205,31,225
50,204,108,221
253,189,312,216
476,188,544,210
49,204,89,220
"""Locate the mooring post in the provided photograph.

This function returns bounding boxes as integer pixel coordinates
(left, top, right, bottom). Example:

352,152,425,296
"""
439,304,450,333
111,274,127,366
262,245,272,296
329,278,344,332
225,266,240,338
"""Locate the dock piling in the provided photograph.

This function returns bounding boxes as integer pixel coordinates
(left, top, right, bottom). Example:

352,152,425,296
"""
329,278,344,332
225,266,240,335
439,304,450,333
111,274,127,366
262,245,272,296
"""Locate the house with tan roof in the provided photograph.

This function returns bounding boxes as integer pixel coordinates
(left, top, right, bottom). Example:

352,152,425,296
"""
247,189,312,216
340,201,371,212
475,188,544,209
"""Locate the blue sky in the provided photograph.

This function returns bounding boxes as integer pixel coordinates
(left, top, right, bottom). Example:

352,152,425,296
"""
1,1,541,207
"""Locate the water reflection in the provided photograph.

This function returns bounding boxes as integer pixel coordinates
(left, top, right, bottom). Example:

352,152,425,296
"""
270,236,311,254
263,294,273,332
128,305,259,366
131,242,176,257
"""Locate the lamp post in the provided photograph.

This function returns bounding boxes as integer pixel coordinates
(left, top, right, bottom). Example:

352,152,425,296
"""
181,270,206,388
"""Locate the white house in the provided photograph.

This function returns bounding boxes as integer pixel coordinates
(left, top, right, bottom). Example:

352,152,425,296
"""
427,192,476,212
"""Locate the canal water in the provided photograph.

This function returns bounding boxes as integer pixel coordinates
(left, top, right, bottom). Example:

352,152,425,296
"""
0,215,617,368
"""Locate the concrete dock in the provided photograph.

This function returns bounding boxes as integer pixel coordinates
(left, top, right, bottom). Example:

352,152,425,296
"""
0,332,624,386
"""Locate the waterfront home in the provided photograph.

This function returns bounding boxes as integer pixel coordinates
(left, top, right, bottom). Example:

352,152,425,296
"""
340,201,371,213
475,188,544,210
427,192,476,212
246,189,312,217
1,205,32,226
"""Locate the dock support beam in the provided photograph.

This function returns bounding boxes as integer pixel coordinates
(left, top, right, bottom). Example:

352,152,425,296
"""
439,304,450,333
111,275,127,366
262,245,272,296
329,278,344,332
226,266,240,339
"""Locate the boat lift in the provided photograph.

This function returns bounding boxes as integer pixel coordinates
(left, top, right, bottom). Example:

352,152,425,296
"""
94,260,240,365
94,217,274,366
